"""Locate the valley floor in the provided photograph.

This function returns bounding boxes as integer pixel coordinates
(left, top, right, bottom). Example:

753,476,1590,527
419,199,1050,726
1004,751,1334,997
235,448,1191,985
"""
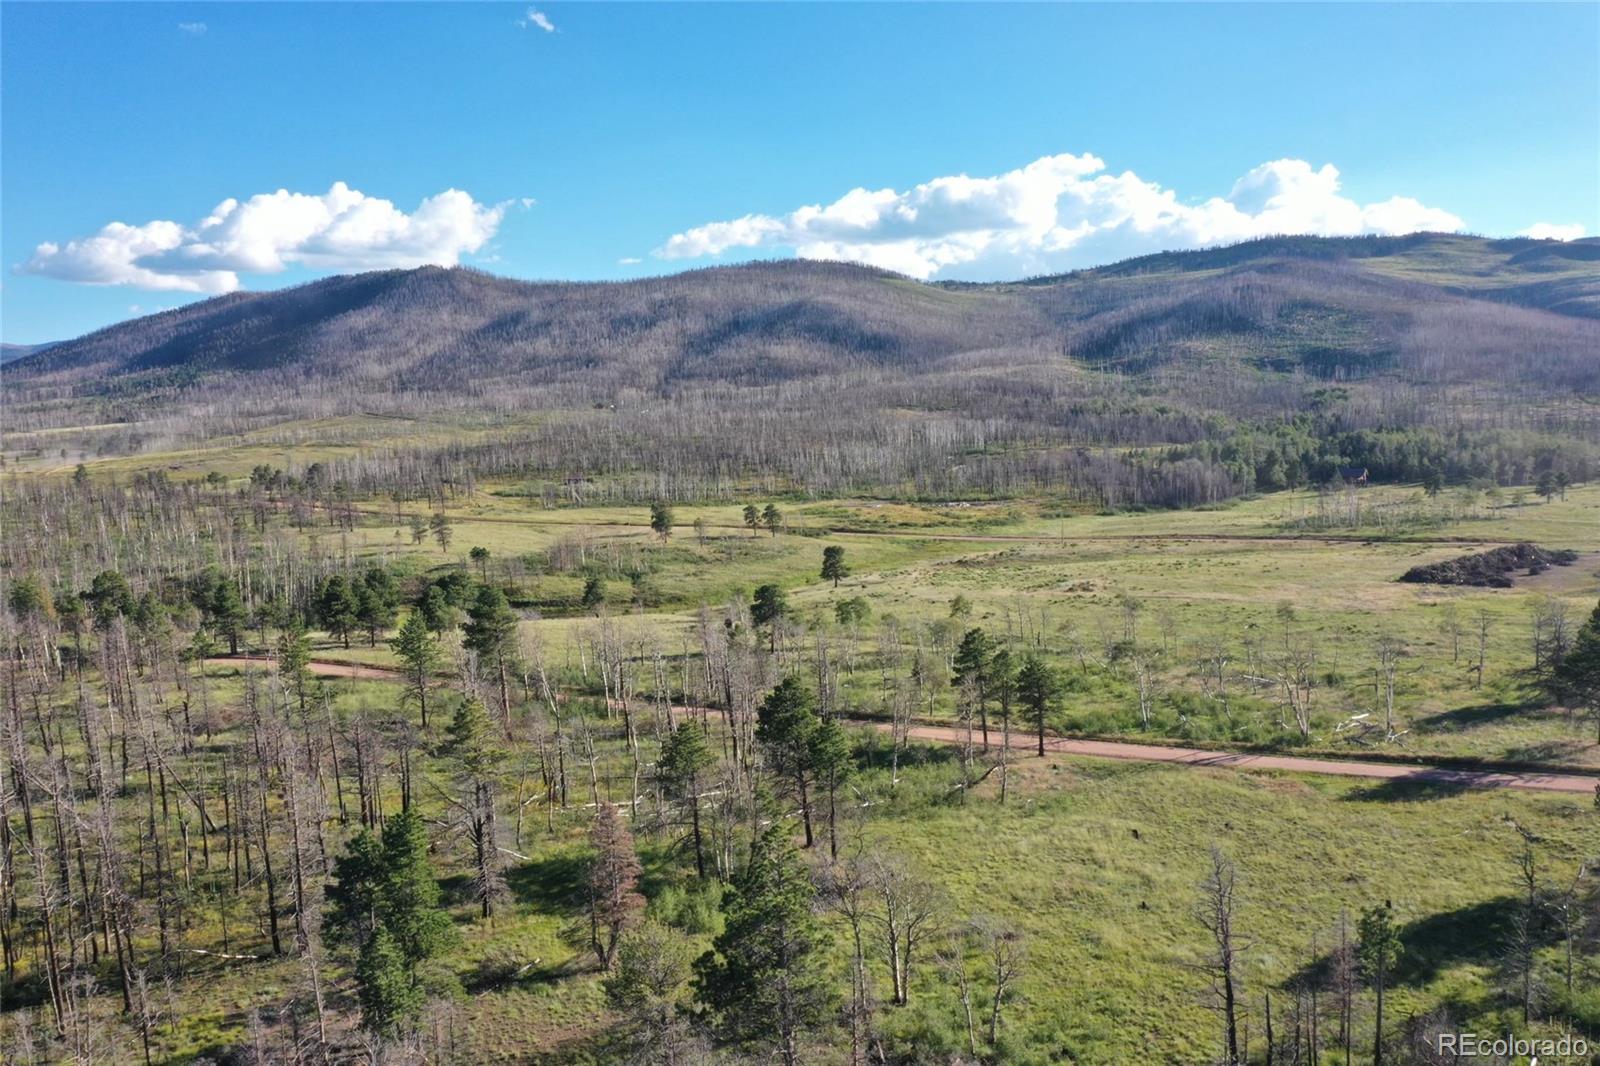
3,473,1598,1064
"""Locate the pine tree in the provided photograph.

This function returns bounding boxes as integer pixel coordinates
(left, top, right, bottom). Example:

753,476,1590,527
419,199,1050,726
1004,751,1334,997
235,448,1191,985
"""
658,722,716,878
85,569,134,627
650,502,674,543
379,809,454,977
808,717,851,859
209,576,248,655
356,570,398,646
821,545,849,588
327,829,387,942
751,584,789,651
463,584,520,727
417,583,458,635
589,802,645,968
429,511,453,550
1553,598,1600,741
332,812,453,1036
953,628,995,749
276,620,315,713
6,575,48,620
757,677,820,848
132,590,169,641
834,597,870,626
696,824,829,1065
1358,903,1403,1066
391,610,441,728
355,925,422,1037
361,565,399,611
743,504,761,536
762,503,784,537
1016,653,1060,757
445,698,498,775
445,698,505,918
316,575,360,649
604,921,695,1061
55,590,86,664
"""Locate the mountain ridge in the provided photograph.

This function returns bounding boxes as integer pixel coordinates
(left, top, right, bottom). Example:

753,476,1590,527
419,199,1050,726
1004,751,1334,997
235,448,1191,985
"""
7,232,1598,405
6,232,1598,511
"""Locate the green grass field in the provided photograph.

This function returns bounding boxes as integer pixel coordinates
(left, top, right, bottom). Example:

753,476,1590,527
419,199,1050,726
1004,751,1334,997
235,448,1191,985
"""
307,481,1600,768
3,465,1597,1064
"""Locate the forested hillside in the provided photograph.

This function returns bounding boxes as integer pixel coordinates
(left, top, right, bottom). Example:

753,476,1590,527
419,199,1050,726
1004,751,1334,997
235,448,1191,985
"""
6,233,1599,509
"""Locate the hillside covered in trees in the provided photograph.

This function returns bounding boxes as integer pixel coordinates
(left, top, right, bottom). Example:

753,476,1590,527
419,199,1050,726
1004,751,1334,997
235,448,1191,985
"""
6,233,1600,509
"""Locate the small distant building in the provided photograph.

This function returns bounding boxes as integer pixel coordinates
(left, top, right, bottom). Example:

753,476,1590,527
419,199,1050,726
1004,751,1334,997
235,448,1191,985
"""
1339,466,1369,486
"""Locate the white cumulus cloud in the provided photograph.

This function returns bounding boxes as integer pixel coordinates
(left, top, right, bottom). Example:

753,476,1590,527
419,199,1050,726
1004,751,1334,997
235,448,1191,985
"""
177,21,207,35
519,7,555,32
22,182,509,293
654,153,1465,279
1519,222,1586,241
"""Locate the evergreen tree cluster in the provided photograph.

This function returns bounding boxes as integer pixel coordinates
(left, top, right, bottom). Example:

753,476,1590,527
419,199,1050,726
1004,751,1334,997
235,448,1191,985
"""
328,809,456,1036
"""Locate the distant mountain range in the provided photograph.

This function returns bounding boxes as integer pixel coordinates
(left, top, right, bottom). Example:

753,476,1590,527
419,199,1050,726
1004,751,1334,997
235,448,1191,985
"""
7,232,1597,506
1,342,57,365
9,233,1597,403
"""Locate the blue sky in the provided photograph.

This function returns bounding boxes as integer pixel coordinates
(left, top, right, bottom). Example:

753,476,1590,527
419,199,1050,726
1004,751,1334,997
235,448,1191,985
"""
3,2,1596,343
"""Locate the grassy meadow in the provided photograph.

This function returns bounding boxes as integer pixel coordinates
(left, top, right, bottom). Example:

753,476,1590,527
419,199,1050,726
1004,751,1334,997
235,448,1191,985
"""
305,479,1600,768
3,456,1598,1064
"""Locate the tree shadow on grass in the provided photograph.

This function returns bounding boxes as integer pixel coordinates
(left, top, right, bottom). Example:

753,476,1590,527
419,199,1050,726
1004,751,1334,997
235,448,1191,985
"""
461,947,590,994
502,836,687,918
854,733,960,774
0,971,50,1011
1342,772,1490,803
635,841,687,902
1501,739,1594,764
1418,700,1536,733
437,871,493,911
507,850,590,912
1284,896,1534,991
1393,896,1524,984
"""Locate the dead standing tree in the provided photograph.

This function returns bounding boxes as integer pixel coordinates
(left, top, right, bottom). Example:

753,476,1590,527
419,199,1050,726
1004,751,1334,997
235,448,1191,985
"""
1373,634,1407,741
981,918,1026,1049
868,855,944,1008
1270,637,1318,742
1198,845,1247,1065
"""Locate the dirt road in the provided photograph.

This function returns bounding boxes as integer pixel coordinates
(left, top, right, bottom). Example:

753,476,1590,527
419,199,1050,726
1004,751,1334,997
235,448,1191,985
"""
204,656,402,680
895,722,1600,796
820,528,1530,547
348,504,1531,548
205,656,1600,795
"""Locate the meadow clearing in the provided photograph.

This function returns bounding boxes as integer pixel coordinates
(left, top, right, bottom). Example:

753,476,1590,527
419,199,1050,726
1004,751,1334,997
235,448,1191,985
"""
2,469,1596,1065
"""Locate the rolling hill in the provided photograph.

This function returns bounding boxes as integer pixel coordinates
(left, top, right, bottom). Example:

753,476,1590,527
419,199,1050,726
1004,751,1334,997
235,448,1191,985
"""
0,341,57,365
5,233,1597,507
10,232,1598,397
